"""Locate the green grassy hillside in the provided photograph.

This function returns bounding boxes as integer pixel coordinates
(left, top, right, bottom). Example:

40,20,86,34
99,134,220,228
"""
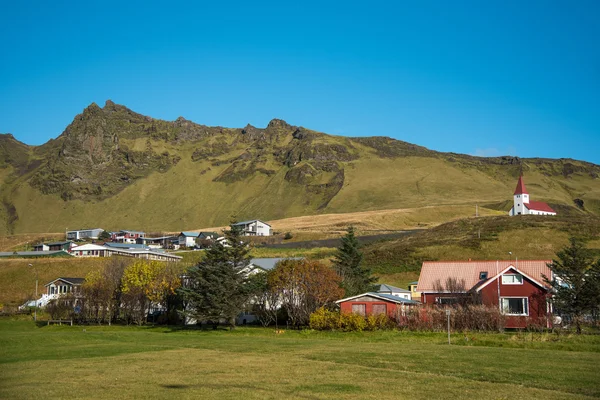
365,214,600,289
1,100,599,234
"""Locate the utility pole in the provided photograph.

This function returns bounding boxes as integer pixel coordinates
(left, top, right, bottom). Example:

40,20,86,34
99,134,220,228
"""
29,263,38,322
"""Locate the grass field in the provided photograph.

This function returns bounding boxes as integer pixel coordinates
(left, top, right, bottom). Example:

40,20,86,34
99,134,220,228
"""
3,214,600,308
1,318,599,399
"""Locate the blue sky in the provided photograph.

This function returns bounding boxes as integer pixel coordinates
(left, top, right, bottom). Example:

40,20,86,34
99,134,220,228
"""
1,1,598,163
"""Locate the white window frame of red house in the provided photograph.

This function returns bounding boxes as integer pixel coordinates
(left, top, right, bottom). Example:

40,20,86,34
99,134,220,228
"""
500,296,529,316
502,274,523,285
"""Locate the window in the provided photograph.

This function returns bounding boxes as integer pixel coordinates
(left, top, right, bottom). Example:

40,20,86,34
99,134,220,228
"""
479,271,488,280
501,297,528,315
502,274,523,285
412,286,417,292
372,304,387,315
437,297,459,305
351,304,366,316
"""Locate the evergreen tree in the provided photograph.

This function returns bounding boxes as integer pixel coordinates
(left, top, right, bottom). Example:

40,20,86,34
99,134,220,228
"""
180,222,252,329
544,237,600,334
333,226,376,296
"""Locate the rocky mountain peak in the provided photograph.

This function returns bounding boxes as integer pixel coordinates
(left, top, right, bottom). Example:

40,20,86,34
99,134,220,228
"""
267,118,293,130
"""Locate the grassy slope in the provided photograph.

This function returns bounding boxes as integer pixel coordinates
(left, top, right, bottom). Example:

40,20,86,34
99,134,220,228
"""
2,129,599,234
1,320,599,399
366,215,600,289
197,205,504,241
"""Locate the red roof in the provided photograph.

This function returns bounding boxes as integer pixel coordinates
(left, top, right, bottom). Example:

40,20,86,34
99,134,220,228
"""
416,260,552,292
514,176,528,195
525,201,556,213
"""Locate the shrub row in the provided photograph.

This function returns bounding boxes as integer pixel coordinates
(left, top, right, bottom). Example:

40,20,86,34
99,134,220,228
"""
310,305,518,332
398,305,507,332
309,307,393,331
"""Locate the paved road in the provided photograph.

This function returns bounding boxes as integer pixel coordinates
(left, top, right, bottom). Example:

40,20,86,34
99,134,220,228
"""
262,230,421,249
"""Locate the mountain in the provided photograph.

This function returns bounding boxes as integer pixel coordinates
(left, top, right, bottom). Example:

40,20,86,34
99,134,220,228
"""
1,100,600,234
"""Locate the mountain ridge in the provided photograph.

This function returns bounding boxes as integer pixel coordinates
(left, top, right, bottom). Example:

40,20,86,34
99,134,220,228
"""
1,100,599,234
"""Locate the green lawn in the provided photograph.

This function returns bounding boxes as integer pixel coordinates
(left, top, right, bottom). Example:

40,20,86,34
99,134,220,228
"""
1,318,599,399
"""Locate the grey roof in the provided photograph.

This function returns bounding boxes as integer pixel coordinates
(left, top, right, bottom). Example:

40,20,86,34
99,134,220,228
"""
119,230,145,234
232,220,271,227
409,281,419,285
368,292,420,304
104,242,150,249
46,241,73,246
45,277,85,286
142,236,178,240
377,284,411,294
250,257,303,271
180,232,200,237
67,228,103,232
198,231,219,237
337,292,420,305
111,248,182,259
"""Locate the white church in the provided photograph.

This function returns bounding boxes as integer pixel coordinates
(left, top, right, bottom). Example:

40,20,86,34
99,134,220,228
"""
509,176,557,216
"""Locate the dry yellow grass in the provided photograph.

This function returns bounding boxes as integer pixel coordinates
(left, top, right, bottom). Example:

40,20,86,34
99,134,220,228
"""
0,232,64,251
0,258,105,306
195,205,504,240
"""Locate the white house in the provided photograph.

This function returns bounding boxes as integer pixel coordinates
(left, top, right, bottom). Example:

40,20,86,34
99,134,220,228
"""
26,277,85,308
71,243,182,262
232,220,272,236
375,284,412,301
71,243,113,257
66,228,104,241
509,176,557,216
245,257,303,274
178,232,200,247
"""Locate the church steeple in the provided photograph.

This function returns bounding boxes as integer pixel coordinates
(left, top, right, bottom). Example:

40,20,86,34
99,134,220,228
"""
514,175,528,195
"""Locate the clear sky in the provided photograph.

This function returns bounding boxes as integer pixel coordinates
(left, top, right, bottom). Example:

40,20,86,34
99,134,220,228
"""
1,1,598,163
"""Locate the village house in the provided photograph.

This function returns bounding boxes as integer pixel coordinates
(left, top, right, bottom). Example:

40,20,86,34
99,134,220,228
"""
66,228,104,241
232,220,272,236
509,176,557,216
376,284,412,300
33,241,75,252
336,292,419,319
110,230,146,243
407,281,421,301
103,242,151,251
197,232,219,240
178,232,200,248
29,277,86,308
136,236,179,249
71,243,182,262
417,260,553,328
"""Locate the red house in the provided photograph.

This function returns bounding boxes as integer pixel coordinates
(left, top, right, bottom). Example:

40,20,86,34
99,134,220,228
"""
336,292,420,319
417,260,553,329
110,230,146,243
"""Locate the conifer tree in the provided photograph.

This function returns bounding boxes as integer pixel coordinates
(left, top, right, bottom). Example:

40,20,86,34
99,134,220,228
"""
545,237,600,334
180,222,252,329
333,226,376,296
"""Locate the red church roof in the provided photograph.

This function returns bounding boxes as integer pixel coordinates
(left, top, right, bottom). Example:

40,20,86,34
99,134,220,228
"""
525,201,556,213
514,176,528,195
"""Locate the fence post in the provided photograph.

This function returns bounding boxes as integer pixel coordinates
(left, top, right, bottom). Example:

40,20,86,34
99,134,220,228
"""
446,309,451,345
